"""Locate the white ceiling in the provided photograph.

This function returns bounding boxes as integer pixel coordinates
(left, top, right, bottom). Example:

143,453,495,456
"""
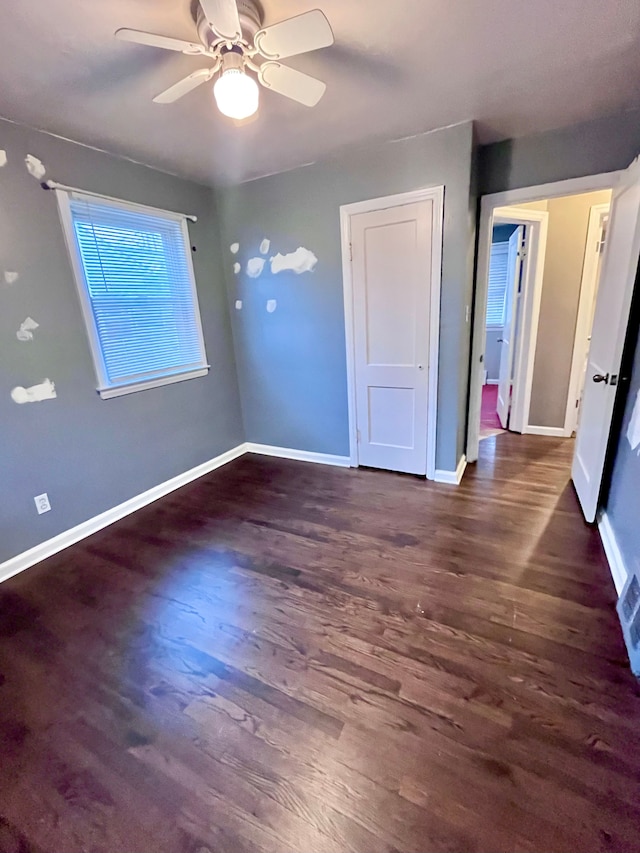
1,0,639,185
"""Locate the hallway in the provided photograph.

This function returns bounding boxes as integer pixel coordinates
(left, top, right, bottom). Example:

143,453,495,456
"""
1,434,639,852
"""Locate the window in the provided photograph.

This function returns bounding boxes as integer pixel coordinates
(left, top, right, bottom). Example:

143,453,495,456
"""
486,241,509,328
57,191,208,399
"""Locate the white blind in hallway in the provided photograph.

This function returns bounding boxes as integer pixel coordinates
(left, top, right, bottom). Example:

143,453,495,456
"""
486,241,509,327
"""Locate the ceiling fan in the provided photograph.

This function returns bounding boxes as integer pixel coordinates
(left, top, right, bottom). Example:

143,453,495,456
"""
115,0,334,121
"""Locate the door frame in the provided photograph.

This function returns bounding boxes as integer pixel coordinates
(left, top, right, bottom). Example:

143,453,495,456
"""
563,202,611,436
492,208,549,434
467,171,621,463
340,186,445,478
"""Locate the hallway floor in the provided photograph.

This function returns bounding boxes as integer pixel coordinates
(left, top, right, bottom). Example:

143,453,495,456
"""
1,434,639,853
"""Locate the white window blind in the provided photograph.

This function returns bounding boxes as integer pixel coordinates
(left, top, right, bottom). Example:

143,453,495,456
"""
486,241,509,327
57,191,208,399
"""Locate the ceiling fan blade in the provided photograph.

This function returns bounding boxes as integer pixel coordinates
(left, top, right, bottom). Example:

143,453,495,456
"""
153,67,215,103
115,28,204,55
254,10,334,60
199,0,242,41
258,61,326,107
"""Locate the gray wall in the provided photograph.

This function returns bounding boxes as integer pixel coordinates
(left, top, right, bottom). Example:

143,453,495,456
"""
218,122,475,472
479,107,640,196
479,109,640,591
529,190,611,428
0,118,243,564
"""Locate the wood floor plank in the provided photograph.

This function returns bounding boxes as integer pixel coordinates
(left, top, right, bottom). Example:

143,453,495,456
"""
1,432,639,852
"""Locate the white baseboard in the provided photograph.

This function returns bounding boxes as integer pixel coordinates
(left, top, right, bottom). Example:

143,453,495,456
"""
524,425,567,437
598,511,628,596
0,443,247,586
246,442,351,468
0,439,380,586
434,454,467,485
486,379,500,385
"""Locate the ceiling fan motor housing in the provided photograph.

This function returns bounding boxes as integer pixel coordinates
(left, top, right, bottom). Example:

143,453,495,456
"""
196,0,263,47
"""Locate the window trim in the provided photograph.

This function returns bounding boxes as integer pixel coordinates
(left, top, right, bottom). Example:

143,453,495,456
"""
56,189,209,399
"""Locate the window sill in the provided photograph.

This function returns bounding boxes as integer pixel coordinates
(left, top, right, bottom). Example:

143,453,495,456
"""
98,366,210,400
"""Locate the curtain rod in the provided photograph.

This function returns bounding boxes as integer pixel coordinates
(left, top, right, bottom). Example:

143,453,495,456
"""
41,179,198,222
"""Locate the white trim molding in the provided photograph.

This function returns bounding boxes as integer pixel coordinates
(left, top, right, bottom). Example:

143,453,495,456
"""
524,425,567,438
494,207,549,436
340,185,444,479
0,443,247,586
246,443,351,467
434,455,467,485
598,511,628,595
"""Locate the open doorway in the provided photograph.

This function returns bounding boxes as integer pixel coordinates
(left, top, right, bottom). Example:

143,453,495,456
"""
477,189,612,443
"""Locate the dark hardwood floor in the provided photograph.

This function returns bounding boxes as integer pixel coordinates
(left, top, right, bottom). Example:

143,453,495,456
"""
1,433,640,853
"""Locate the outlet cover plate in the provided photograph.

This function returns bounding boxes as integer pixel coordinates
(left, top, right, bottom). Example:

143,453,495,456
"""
34,493,51,514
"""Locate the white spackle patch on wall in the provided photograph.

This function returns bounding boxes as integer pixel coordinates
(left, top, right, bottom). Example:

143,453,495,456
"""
233,262,241,275
235,300,242,310
270,247,318,275
259,238,270,255
16,317,39,342
0,150,7,167
11,378,57,404
246,257,265,278
25,154,46,180
230,242,240,254
266,299,277,313
3,271,19,285
626,389,640,454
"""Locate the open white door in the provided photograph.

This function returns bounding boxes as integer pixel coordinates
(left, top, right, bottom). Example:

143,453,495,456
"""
572,157,640,522
496,226,524,429
350,200,434,475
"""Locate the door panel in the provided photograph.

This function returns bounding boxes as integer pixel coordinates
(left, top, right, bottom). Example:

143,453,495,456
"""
496,226,524,429
572,158,640,522
351,201,433,475
364,220,417,366
368,386,415,448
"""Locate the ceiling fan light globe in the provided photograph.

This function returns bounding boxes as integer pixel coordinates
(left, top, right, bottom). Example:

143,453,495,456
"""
214,68,259,119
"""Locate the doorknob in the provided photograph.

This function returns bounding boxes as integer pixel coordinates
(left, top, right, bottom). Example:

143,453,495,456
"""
592,373,609,384
496,339,504,343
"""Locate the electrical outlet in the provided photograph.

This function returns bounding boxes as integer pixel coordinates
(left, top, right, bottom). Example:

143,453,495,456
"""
34,493,51,514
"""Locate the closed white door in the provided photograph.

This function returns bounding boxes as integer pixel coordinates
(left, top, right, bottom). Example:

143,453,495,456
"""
496,226,524,428
351,200,433,475
572,157,640,522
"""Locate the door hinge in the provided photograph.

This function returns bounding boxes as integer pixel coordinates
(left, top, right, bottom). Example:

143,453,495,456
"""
349,242,353,262
356,428,361,443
